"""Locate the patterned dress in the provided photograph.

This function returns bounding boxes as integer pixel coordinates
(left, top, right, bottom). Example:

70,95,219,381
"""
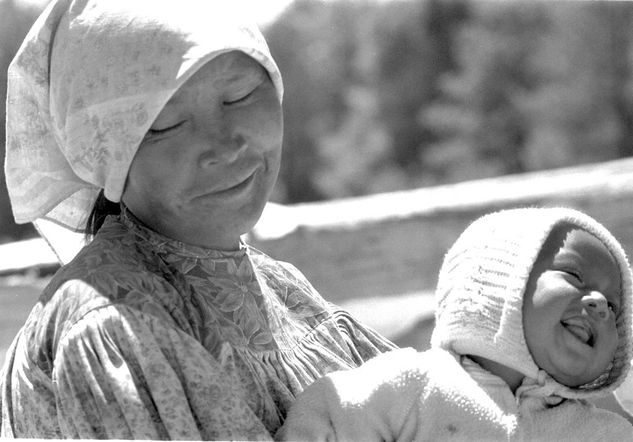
0,209,395,439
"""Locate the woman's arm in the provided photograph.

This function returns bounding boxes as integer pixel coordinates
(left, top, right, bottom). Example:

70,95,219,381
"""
53,304,271,440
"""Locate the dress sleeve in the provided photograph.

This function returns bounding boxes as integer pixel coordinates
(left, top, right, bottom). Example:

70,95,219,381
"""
53,304,272,440
273,258,397,361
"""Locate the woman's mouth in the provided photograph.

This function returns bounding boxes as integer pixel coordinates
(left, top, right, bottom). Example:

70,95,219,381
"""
218,172,256,193
561,318,594,347
196,171,257,199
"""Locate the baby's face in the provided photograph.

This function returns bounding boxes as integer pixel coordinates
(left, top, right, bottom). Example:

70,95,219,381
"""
522,226,621,387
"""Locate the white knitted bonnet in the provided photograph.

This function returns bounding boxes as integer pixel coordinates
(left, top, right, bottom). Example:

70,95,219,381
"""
430,207,633,397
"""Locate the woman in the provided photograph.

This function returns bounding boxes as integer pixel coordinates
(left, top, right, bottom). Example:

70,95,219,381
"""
0,0,395,439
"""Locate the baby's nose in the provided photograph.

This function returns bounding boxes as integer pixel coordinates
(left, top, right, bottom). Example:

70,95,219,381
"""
582,292,609,320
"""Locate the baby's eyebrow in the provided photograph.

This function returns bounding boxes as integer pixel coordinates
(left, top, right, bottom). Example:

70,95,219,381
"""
551,252,580,267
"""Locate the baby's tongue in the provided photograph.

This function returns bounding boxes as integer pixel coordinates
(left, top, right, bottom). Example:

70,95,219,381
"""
564,322,590,344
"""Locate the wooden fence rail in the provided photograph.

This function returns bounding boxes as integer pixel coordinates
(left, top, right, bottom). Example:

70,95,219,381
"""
3,157,633,306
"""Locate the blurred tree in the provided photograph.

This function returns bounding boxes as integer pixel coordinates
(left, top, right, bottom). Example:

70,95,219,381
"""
265,0,368,203
311,1,405,198
0,0,48,242
315,84,401,198
523,1,633,170
372,0,468,182
422,1,549,184
272,0,469,200
317,0,469,196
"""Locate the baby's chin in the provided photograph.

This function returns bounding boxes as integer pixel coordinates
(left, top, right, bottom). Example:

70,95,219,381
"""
549,364,611,389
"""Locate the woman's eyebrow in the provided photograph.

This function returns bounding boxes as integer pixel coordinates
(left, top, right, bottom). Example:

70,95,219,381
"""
221,67,266,87
162,93,185,108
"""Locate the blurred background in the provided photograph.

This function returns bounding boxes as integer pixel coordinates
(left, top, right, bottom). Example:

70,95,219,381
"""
3,0,633,242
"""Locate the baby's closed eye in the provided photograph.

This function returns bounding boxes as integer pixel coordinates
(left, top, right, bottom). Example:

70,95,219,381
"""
560,268,584,285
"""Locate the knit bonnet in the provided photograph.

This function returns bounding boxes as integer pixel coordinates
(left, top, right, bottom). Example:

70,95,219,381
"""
430,207,633,399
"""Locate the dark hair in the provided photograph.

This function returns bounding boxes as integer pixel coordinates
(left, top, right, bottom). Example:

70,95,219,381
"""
85,189,121,238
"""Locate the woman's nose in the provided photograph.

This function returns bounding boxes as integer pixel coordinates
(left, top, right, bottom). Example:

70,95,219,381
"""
582,292,609,321
199,131,246,166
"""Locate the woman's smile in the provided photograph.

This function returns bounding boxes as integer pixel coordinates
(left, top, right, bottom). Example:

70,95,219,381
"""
195,169,259,199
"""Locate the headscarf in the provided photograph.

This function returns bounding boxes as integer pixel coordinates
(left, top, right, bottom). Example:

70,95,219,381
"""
5,0,283,258
431,207,633,400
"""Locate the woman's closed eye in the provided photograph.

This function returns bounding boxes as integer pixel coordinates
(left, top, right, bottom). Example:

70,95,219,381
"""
223,83,261,106
145,120,185,138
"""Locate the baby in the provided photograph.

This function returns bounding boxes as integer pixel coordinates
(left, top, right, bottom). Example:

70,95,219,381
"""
277,207,633,441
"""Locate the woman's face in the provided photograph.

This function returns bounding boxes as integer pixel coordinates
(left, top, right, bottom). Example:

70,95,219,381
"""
122,51,283,249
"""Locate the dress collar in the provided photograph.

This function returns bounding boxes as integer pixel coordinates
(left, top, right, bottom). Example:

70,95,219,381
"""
118,205,248,260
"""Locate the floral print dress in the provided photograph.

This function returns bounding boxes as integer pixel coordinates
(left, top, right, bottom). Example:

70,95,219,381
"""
0,209,395,440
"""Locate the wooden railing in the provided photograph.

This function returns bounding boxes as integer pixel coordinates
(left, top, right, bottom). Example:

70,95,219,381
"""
249,157,633,304
3,157,633,307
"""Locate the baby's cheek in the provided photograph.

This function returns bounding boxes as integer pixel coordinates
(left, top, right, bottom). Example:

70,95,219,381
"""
605,322,619,359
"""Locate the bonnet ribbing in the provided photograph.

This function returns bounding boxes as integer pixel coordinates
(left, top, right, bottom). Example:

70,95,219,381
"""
430,207,633,399
5,0,283,235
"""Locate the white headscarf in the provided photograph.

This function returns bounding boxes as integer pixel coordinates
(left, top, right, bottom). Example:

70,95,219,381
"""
5,0,283,250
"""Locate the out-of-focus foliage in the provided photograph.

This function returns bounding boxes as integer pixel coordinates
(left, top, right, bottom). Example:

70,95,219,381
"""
266,0,469,198
266,0,633,199
524,2,633,168
3,0,633,240
422,1,548,182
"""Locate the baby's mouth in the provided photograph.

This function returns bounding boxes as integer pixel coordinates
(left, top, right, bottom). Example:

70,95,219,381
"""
561,318,594,347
